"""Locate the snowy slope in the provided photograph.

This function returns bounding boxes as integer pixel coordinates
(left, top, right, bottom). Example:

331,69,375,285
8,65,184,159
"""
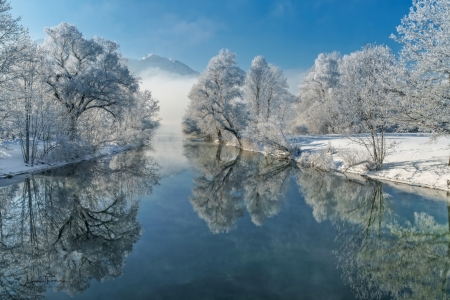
126,54,199,76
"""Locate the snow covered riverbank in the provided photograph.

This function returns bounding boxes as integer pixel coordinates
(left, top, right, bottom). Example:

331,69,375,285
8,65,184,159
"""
2,132,450,193
296,133,450,192
0,141,129,179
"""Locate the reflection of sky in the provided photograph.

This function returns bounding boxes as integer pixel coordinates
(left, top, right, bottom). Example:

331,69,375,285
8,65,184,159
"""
149,126,190,178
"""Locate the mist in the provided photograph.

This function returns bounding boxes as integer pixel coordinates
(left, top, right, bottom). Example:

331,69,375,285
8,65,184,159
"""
139,70,198,136
284,68,306,95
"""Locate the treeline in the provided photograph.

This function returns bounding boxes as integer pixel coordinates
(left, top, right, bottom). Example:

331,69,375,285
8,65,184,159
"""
184,0,450,169
0,1,160,166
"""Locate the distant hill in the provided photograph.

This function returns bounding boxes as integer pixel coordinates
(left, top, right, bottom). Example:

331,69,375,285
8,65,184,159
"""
126,54,199,76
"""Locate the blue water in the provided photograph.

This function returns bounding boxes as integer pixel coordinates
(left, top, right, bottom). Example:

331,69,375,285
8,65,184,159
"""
0,139,448,299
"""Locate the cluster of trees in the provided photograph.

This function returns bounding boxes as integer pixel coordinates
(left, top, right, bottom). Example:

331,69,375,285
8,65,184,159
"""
183,50,296,158
0,1,160,166
185,0,450,170
300,0,450,169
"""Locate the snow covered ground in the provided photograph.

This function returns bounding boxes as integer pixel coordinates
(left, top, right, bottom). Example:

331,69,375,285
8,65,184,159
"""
296,133,450,192
0,141,128,179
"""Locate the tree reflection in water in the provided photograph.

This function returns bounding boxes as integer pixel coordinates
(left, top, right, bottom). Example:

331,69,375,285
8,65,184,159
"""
184,143,291,233
185,143,450,298
300,170,450,300
0,149,160,299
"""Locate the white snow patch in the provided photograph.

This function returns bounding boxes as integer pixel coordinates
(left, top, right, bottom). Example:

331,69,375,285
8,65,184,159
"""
0,141,129,179
141,53,153,60
294,133,450,191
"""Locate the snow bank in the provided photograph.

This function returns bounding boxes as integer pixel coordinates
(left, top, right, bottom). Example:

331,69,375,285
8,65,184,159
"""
0,141,128,179
294,133,450,192
0,125,185,181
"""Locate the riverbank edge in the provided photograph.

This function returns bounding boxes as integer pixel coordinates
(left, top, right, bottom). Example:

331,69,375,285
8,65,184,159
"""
0,145,136,180
227,133,450,196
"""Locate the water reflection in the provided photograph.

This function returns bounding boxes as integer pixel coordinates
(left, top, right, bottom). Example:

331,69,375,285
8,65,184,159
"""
0,149,160,299
2,141,449,299
300,170,450,299
184,143,291,233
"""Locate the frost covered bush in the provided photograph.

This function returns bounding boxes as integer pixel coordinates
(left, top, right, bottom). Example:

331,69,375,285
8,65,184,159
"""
341,149,378,172
242,122,291,158
298,149,336,172
291,125,309,135
42,135,93,162
326,141,336,154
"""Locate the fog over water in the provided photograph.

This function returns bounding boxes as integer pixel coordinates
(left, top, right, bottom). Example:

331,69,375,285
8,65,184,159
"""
139,69,198,129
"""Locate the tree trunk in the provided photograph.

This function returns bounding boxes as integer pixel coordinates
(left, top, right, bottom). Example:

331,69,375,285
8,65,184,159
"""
267,95,271,122
68,114,78,140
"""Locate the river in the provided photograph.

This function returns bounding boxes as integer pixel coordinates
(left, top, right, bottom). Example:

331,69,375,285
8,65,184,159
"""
0,136,448,299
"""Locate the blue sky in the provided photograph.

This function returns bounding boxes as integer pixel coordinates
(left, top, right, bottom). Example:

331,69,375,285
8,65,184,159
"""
11,0,412,72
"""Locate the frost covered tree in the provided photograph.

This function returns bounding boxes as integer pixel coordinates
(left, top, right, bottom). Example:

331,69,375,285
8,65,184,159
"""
42,23,139,141
0,0,29,133
183,50,296,157
242,56,294,156
244,56,291,124
77,90,160,149
6,39,49,165
183,49,246,145
298,52,341,134
113,90,160,145
391,0,450,164
336,45,398,170
391,0,450,134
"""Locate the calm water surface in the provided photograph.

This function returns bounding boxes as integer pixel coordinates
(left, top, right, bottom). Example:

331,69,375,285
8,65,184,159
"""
0,137,449,299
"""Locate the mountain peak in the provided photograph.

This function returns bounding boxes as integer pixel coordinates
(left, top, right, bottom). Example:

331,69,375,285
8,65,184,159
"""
128,54,198,76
